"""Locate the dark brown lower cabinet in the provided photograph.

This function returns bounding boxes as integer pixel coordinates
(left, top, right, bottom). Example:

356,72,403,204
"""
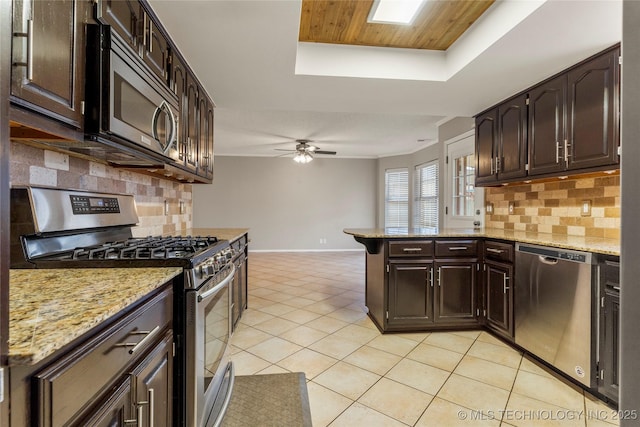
18,284,174,427
131,331,174,427
598,256,620,404
434,261,478,324
82,378,133,426
387,260,434,328
484,260,514,340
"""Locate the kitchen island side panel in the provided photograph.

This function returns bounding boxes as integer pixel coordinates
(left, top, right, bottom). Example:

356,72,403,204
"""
366,249,386,331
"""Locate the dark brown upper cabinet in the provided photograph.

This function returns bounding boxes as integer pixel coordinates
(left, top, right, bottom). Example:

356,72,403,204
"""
497,95,528,181
475,110,497,185
98,0,169,85
97,0,142,51
566,47,619,171
171,54,187,165
140,11,170,85
11,0,88,128
476,44,620,185
199,98,215,181
475,95,528,185
185,73,199,174
528,74,567,176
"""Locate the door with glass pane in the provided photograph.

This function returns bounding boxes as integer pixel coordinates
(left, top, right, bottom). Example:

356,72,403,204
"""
445,133,484,228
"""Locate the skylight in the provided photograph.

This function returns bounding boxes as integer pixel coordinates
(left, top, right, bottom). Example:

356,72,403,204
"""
367,0,426,25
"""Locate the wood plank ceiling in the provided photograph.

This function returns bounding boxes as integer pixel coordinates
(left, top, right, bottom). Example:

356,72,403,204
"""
299,0,495,50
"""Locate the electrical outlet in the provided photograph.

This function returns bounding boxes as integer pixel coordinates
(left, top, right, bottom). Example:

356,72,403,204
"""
486,202,493,214
581,200,592,216
164,200,169,216
508,202,515,214
179,200,185,215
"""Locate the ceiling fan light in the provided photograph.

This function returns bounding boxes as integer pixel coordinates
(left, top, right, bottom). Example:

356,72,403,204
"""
293,151,313,164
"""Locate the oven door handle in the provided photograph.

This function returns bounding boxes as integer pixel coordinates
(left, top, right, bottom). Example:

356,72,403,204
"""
198,264,236,303
151,100,177,153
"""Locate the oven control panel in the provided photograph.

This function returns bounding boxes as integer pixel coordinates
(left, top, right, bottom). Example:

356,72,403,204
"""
70,195,121,214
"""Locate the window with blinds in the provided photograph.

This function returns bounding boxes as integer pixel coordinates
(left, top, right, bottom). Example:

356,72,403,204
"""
414,161,439,230
384,168,409,228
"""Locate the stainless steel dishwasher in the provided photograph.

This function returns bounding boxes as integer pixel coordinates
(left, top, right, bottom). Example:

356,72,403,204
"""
515,243,595,387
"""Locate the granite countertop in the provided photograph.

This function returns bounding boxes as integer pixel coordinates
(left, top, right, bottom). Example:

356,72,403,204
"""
184,228,250,243
343,227,620,256
9,267,182,366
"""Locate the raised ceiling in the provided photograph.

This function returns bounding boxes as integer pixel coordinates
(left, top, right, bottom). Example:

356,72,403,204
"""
299,0,495,50
147,0,622,158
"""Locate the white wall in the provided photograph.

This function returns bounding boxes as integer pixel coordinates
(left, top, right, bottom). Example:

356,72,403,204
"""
192,156,377,250
376,117,475,229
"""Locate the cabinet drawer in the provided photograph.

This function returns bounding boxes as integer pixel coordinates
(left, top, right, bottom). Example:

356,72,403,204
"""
34,285,173,427
435,240,478,258
484,240,514,263
388,241,434,257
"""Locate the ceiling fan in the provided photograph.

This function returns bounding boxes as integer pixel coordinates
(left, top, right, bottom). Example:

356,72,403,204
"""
276,139,337,163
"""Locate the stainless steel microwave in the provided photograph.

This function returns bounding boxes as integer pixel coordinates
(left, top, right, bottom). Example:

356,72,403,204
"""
84,24,180,166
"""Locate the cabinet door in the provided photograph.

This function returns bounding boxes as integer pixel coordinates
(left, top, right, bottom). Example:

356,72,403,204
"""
142,16,170,85
387,261,433,327
198,96,214,180
598,258,620,403
203,101,215,180
475,110,498,185
185,73,199,173
528,75,566,176
133,332,173,427
97,0,142,50
11,0,85,127
497,94,528,181
566,48,619,171
485,261,513,339
80,380,132,427
435,261,477,323
172,56,187,166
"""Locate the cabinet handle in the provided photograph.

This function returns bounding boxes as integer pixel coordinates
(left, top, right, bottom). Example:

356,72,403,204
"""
504,275,510,293
14,20,35,80
429,268,434,288
437,267,441,286
564,139,571,162
402,247,423,252
137,403,144,427
495,156,501,173
555,141,561,164
115,326,161,354
486,248,504,254
448,247,468,251
27,19,34,80
148,389,155,427
490,157,494,175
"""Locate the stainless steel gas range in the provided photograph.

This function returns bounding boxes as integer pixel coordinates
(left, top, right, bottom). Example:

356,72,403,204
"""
10,186,236,427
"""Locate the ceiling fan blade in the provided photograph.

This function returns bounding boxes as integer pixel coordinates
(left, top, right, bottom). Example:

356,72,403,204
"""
274,149,296,152
314,150,337,155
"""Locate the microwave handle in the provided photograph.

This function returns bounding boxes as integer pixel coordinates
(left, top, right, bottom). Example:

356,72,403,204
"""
152,100,177,153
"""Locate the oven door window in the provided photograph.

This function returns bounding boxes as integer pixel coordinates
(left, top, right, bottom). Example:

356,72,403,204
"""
203,285,230,390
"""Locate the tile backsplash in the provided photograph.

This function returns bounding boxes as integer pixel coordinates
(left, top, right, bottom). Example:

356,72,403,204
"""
10,142,192,236
484,174,620,239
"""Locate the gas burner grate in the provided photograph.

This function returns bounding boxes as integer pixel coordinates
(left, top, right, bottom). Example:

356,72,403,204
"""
64,236,221,261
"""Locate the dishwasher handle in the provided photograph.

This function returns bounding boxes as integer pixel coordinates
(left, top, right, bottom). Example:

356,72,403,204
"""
539,256,559,265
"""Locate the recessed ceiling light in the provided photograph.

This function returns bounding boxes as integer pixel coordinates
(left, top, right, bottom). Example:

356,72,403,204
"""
368,0,426,25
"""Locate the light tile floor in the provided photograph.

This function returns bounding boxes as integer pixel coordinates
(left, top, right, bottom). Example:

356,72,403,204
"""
229,251,618,427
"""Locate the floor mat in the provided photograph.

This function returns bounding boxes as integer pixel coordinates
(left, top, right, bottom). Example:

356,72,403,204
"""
220,372,312,427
